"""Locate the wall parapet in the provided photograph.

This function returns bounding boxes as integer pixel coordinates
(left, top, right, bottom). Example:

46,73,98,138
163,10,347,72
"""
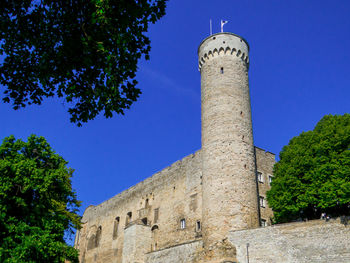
198,32,250,70
81,149,202,222
228,218,350,263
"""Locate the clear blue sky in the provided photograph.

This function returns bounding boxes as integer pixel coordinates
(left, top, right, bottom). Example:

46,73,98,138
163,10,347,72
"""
1,0,349,232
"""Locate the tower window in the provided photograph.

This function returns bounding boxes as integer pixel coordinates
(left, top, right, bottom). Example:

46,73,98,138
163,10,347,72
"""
258,172,264,183
180,219,186,229
220,67,224,74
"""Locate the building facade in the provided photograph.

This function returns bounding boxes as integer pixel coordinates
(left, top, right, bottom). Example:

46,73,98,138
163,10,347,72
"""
75,32,276,263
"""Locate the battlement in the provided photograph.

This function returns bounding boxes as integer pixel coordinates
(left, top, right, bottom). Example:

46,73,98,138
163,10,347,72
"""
198,32,250,70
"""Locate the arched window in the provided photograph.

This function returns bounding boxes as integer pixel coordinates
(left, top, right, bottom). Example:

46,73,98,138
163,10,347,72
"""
113,217,120,240
151,225,159,231
151,225,159,251
126,212,132,225
95,226,102,247
87,225,102,250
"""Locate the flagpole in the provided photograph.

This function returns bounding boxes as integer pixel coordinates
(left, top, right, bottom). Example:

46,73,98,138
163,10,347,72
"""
210,19,212,35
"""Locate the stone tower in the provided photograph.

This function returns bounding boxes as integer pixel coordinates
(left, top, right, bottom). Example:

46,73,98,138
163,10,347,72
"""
199,32,259,261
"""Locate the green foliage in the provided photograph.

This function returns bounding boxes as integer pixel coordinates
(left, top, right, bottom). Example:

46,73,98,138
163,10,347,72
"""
0,135,81,262
0,0,167,126
267,114,350,223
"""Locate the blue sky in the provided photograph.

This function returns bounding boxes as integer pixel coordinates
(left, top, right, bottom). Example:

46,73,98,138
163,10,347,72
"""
1,0,349,237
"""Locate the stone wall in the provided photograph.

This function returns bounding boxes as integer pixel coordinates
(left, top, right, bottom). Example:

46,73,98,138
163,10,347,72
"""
75,146,275,263
228,218,350,263
76,150,203,263
145,240,203,263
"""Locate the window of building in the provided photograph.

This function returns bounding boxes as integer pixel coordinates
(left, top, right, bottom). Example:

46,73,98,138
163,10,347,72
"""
154,208,159,223
126,212,132,225
196,220,201,232
180,219,186,229
259,196,265,208
95,226,102,247
268,175,273,184
113,217,120,239
257,171,263,183
145,198,149,208
220,67,224,74
141,217,148,225
151,225,159,252
261,219,267,227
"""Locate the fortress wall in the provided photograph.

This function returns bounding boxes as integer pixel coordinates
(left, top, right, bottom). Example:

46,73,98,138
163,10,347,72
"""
228,218,350,263
255,147,275,225
145,240,203,263
77,150,203,263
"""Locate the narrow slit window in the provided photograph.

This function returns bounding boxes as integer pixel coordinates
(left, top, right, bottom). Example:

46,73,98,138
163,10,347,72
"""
126,212,132,225
196,220,201,232
220,67,224,74
113,217,120,239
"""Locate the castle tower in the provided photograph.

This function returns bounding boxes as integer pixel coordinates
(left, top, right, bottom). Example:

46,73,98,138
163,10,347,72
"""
199,33,259,259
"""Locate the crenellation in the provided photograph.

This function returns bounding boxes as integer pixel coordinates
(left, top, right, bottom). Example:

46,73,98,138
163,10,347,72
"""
198,33,249,71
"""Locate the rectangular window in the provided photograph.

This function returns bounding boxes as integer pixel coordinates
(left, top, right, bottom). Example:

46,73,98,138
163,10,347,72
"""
258,172,263,183
180,219,186,229
268,175,273,184
259,196,265,208
261,219,267,227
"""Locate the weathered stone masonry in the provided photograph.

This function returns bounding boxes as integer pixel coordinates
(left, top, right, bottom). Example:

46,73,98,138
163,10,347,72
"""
76,147,275,263
229,218,350,263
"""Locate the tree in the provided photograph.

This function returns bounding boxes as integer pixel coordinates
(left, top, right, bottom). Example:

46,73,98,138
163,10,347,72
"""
267,114,350,223
0,0,167,126
0,135,81,262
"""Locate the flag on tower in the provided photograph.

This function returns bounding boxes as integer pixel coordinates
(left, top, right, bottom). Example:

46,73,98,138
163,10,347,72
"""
221,20,228,32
